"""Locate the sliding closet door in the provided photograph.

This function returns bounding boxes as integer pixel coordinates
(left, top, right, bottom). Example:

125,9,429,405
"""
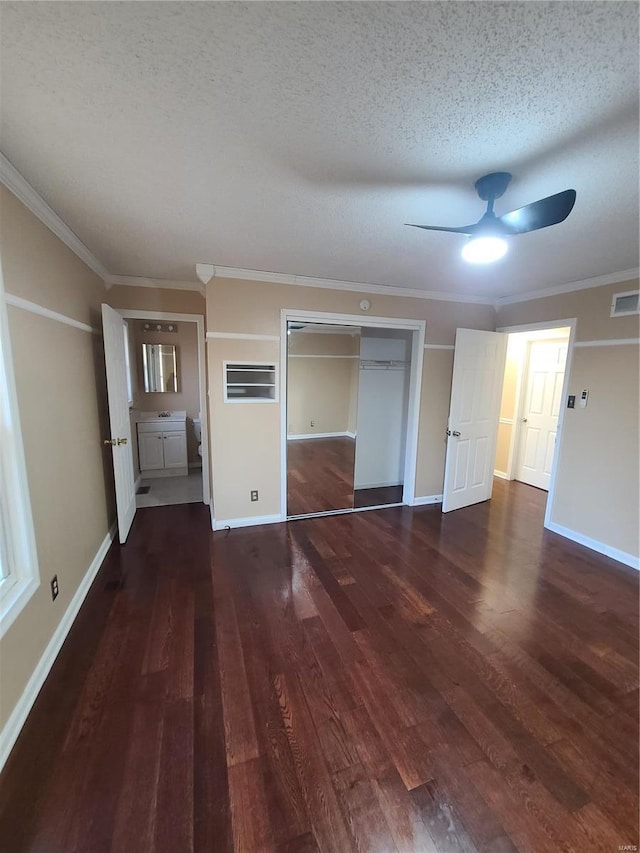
286,323,360,516
354,330,411,508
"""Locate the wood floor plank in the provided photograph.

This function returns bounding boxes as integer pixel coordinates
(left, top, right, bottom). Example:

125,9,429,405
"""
228,757,276,852
214,585,261,767
332,763,398,852
273,671,354,853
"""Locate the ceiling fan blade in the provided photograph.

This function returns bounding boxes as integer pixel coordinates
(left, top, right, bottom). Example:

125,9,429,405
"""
405,222,478,235
498,189,576,235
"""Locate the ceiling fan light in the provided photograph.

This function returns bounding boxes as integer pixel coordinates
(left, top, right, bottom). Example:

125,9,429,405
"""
462,236,508,264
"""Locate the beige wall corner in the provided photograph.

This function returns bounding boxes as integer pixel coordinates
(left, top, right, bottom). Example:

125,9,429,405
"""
0,187,114,734
551,344,639,559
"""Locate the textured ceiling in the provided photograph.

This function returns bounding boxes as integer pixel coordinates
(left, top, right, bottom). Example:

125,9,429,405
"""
1,1,638,298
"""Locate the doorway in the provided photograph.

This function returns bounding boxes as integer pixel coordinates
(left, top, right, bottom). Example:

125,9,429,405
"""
120,310,210,509
440,322,575,522
280,309,425,520
494,321,574,523
102,306,210,542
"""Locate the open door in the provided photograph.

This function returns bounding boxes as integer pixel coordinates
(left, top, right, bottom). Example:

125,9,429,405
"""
442,328,507,513
102,304,136,543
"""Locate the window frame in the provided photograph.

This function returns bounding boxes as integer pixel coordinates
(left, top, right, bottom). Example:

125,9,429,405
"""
0,261,40,638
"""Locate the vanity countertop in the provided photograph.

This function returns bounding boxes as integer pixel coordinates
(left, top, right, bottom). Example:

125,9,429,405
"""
137,410,187,423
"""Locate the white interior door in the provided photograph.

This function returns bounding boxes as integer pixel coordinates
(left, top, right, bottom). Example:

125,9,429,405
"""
102,304,136,543
443,329,507,513
516,339,568,491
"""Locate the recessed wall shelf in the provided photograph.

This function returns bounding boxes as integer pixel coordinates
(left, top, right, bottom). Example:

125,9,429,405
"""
223,362,279,403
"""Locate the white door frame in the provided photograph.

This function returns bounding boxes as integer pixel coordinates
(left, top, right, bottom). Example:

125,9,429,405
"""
118,310,211,507
497,318,577,530
280,308,426,520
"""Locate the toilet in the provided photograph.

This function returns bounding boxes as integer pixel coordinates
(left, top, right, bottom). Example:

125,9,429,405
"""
193,417,202,458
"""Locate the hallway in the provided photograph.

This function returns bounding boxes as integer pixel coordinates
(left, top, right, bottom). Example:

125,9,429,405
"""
0,481,637,851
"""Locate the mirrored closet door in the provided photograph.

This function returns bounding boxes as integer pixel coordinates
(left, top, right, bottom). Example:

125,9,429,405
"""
286,322,361,515
286,322,414,518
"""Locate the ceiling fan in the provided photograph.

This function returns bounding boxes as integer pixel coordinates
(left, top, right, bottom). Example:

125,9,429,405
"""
406,172,576,263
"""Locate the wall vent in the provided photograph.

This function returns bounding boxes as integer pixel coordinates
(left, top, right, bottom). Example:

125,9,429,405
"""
610,290,639,317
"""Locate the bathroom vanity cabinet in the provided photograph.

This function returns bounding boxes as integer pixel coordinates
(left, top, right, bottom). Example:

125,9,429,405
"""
137,412,188,477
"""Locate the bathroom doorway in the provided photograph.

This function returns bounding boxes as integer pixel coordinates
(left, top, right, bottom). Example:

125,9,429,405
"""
118,309,210,511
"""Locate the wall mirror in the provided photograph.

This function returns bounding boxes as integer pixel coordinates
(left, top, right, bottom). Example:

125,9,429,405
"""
286,322,413,518
142,343,178,393
286,322,360,515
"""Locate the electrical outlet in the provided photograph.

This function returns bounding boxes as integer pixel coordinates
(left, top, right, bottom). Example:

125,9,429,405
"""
250,490,259,502
310,420,315,428
50,575,59,601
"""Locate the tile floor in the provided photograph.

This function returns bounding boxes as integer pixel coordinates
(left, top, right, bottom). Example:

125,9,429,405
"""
136,470,203,507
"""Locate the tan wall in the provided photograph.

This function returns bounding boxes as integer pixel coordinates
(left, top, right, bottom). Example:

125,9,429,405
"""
497,280,640,559
209,278,494,343
498,280,639,342
107,284,205,315
554,345,639,556
287,331,359,436
207,338,281,520
132,322,201,464
494,335,526,475
415,349,453,496
207,278,495,520
0,186,114,731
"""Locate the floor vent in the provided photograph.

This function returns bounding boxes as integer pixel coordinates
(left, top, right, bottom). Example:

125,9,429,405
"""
610,290,639,317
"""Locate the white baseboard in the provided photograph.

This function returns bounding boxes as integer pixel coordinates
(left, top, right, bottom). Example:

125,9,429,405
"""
287,431,355,441
412,494,443,506
209,500,215,532
214,513,282,531
355,480,402,490
545,520,639,570
0,523,116,772
493,470,510,480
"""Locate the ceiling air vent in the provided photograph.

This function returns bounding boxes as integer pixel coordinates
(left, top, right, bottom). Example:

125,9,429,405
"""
610,290,640,317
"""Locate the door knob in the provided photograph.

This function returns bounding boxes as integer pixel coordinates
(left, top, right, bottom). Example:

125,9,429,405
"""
521,417,528,423
103,439,116,446
117,437,128,446
452,430,461,437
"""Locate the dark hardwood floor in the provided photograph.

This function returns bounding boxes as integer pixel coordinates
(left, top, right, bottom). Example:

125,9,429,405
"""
287,437,355,515
1,481,638,852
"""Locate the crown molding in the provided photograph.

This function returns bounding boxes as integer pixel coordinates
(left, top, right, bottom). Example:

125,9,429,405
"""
495,268,640,308
0,152,109,283
105,275,205,296
213,265,495,305
2,151,634,311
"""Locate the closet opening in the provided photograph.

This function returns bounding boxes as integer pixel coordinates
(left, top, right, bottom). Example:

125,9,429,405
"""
280,310,425,521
